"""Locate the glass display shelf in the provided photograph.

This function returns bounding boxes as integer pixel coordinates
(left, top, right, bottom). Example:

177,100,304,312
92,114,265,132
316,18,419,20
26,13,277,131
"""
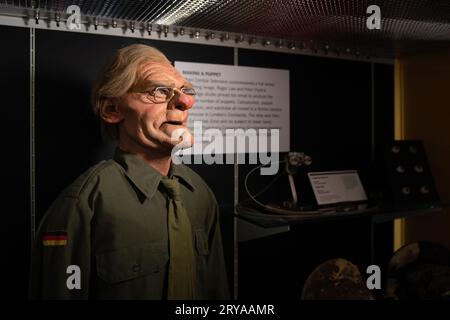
235,202,447,228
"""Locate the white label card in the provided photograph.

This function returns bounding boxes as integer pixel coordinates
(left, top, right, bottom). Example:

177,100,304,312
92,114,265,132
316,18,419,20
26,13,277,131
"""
308,170,368,205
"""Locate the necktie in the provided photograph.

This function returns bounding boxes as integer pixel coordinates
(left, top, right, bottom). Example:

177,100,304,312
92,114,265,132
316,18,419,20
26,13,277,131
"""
160,177,197,299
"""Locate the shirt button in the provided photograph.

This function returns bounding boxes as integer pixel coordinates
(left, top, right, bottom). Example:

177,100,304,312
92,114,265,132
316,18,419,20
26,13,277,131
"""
132,263,141,273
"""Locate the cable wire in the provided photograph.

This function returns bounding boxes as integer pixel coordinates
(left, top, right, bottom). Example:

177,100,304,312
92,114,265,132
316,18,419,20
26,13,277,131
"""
243,160,285,208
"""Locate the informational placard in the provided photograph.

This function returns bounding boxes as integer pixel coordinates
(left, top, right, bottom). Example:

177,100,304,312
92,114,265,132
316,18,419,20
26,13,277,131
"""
308,171,368,205
175,61,290,154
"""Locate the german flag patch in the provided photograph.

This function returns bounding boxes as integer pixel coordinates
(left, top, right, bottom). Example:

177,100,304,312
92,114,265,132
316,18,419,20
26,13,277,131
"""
42,231,68,246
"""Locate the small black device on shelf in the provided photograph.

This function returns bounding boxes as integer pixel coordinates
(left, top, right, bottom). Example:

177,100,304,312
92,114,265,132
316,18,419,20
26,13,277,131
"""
380,140,439,205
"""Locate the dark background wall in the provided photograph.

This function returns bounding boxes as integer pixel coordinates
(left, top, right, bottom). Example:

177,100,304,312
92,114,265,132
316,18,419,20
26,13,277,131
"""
0,25,30,300
0,25,393,299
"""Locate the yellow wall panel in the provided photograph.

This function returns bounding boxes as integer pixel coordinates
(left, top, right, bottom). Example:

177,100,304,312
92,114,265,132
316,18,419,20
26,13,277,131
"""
396,48,450,249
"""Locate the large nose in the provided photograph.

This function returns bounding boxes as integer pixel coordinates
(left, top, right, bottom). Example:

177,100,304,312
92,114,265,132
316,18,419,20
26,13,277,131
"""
169,90,195,111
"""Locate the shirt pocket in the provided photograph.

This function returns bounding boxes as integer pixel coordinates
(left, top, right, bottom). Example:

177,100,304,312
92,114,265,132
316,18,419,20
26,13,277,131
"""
194,229,210,256
96,243,169,284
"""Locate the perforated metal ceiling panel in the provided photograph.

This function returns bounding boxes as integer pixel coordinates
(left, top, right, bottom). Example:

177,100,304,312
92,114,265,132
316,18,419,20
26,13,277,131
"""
1,0,450,58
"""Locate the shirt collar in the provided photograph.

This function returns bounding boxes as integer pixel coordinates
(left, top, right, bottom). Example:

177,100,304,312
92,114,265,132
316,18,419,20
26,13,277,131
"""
113,148,195,200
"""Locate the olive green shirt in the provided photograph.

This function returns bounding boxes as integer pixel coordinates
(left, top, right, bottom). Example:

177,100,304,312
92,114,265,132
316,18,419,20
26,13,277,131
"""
29,148,229,299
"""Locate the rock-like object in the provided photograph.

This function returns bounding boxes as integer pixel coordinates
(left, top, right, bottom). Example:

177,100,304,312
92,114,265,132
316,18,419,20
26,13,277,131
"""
302,258,374,300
